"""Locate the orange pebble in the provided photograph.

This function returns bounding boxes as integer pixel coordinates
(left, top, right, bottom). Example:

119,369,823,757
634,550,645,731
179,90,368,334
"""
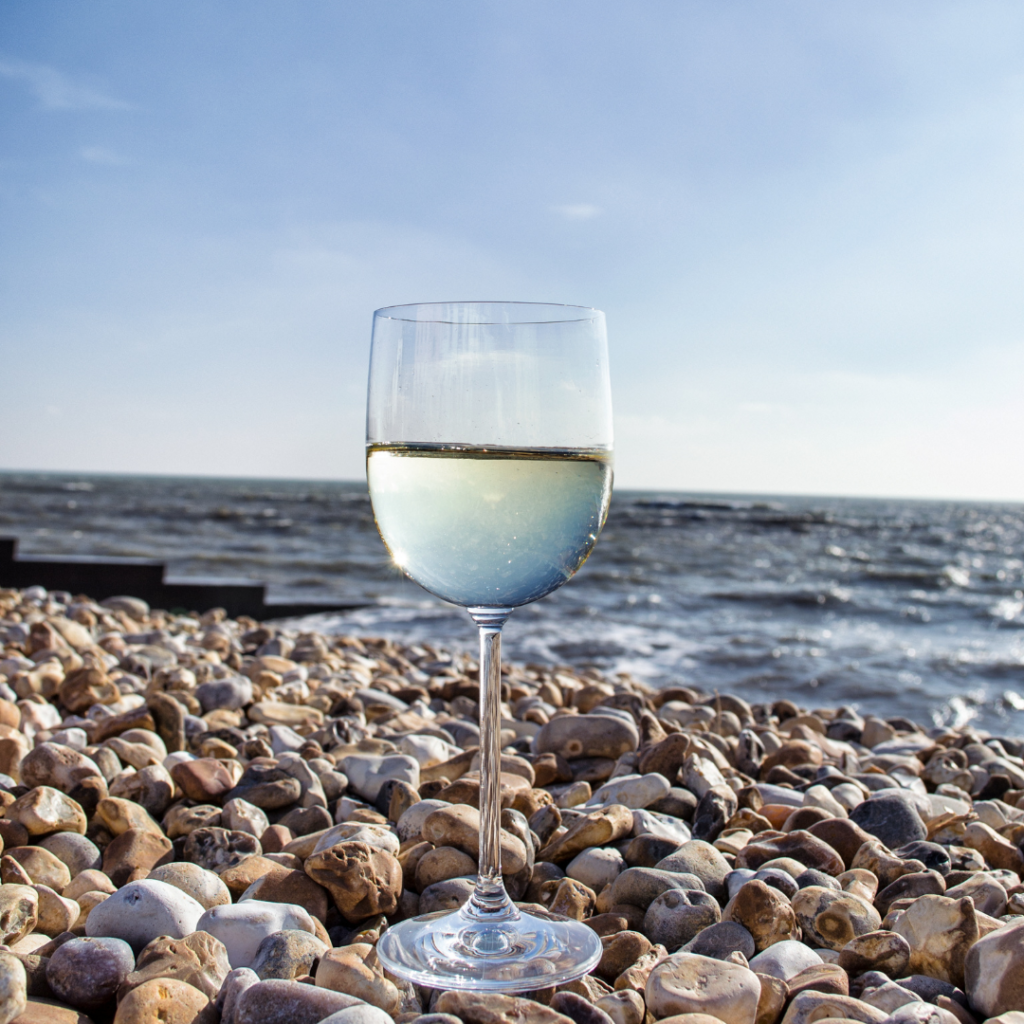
760,803,798,829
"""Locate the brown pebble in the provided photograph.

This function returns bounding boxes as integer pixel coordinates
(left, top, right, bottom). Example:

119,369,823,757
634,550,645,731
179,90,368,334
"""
596,931,652,981
786,963,849,998
112,977,211,1024
722,880,799,952
782,807,832,832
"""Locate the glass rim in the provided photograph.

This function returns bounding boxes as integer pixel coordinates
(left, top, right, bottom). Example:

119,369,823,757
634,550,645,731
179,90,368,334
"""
373,300,604,326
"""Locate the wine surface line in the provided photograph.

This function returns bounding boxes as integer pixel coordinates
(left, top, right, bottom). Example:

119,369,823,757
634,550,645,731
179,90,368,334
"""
367,442,613,608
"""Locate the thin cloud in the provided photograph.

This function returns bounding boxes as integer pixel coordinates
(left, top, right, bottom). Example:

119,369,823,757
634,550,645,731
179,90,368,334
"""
551,203,602,221
80,146,125,165
0,57,132,111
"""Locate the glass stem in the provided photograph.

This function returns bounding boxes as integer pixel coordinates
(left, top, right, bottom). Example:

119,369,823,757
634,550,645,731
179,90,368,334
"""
466,606,515,922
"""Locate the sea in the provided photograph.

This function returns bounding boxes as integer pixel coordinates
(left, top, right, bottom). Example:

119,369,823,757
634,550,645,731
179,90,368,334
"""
1,471,1022,735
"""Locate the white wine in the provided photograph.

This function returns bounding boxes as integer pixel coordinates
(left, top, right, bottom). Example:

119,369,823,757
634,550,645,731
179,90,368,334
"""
367,443,613,608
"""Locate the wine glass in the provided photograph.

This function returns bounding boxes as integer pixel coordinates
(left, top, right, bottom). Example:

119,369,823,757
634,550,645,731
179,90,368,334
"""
367,301,613,991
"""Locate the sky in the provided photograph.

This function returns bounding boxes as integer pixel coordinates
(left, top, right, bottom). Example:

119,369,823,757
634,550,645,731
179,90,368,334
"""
2,2,1024,500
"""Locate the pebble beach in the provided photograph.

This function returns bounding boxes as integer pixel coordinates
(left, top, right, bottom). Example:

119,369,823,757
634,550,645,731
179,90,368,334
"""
0,585,1023,1024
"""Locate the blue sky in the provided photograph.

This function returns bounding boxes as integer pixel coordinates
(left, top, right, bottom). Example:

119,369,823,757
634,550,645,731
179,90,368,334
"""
2,2,1023,499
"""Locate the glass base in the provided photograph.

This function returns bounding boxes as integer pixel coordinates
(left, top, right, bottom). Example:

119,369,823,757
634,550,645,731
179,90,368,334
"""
376,905,603,992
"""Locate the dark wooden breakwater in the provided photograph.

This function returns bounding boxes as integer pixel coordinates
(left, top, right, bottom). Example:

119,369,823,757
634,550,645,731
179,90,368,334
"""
0,537,367,620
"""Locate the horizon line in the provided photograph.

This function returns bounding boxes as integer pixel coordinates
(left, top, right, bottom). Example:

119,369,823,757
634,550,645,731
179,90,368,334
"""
0,466,1022,507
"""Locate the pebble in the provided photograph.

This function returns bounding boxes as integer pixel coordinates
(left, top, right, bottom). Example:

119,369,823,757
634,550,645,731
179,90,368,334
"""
0,885,38,945
588,773,670,810
849,795,928,849
655,841,731,903
435,992,574,1024
121,931,231,1000
594,991,644,1024
146,861,232,910
112,977,210,1024
722,879,799,951
38,833,102,877
196,899,317,969
646,951,761,1024
250,928,327,980
838,930,912,978
550,991,615,1024
341,754,420,802
790,886,882,950
780,990,887,1024
964,916,1024,1017
748,940,824,980
86,879,205,953
320,1007,396,1024
305,841,403,922
567,847,628,892
221,797,270,837
0,952,26,1024
603,867,706,912
422,805,528,874
644,889,721,951
891,895,978,989
534,714,639,761
316,943,401,1014
396,799,451,842
680,920,755,961
45,936,135,1009
231,978,363,1024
